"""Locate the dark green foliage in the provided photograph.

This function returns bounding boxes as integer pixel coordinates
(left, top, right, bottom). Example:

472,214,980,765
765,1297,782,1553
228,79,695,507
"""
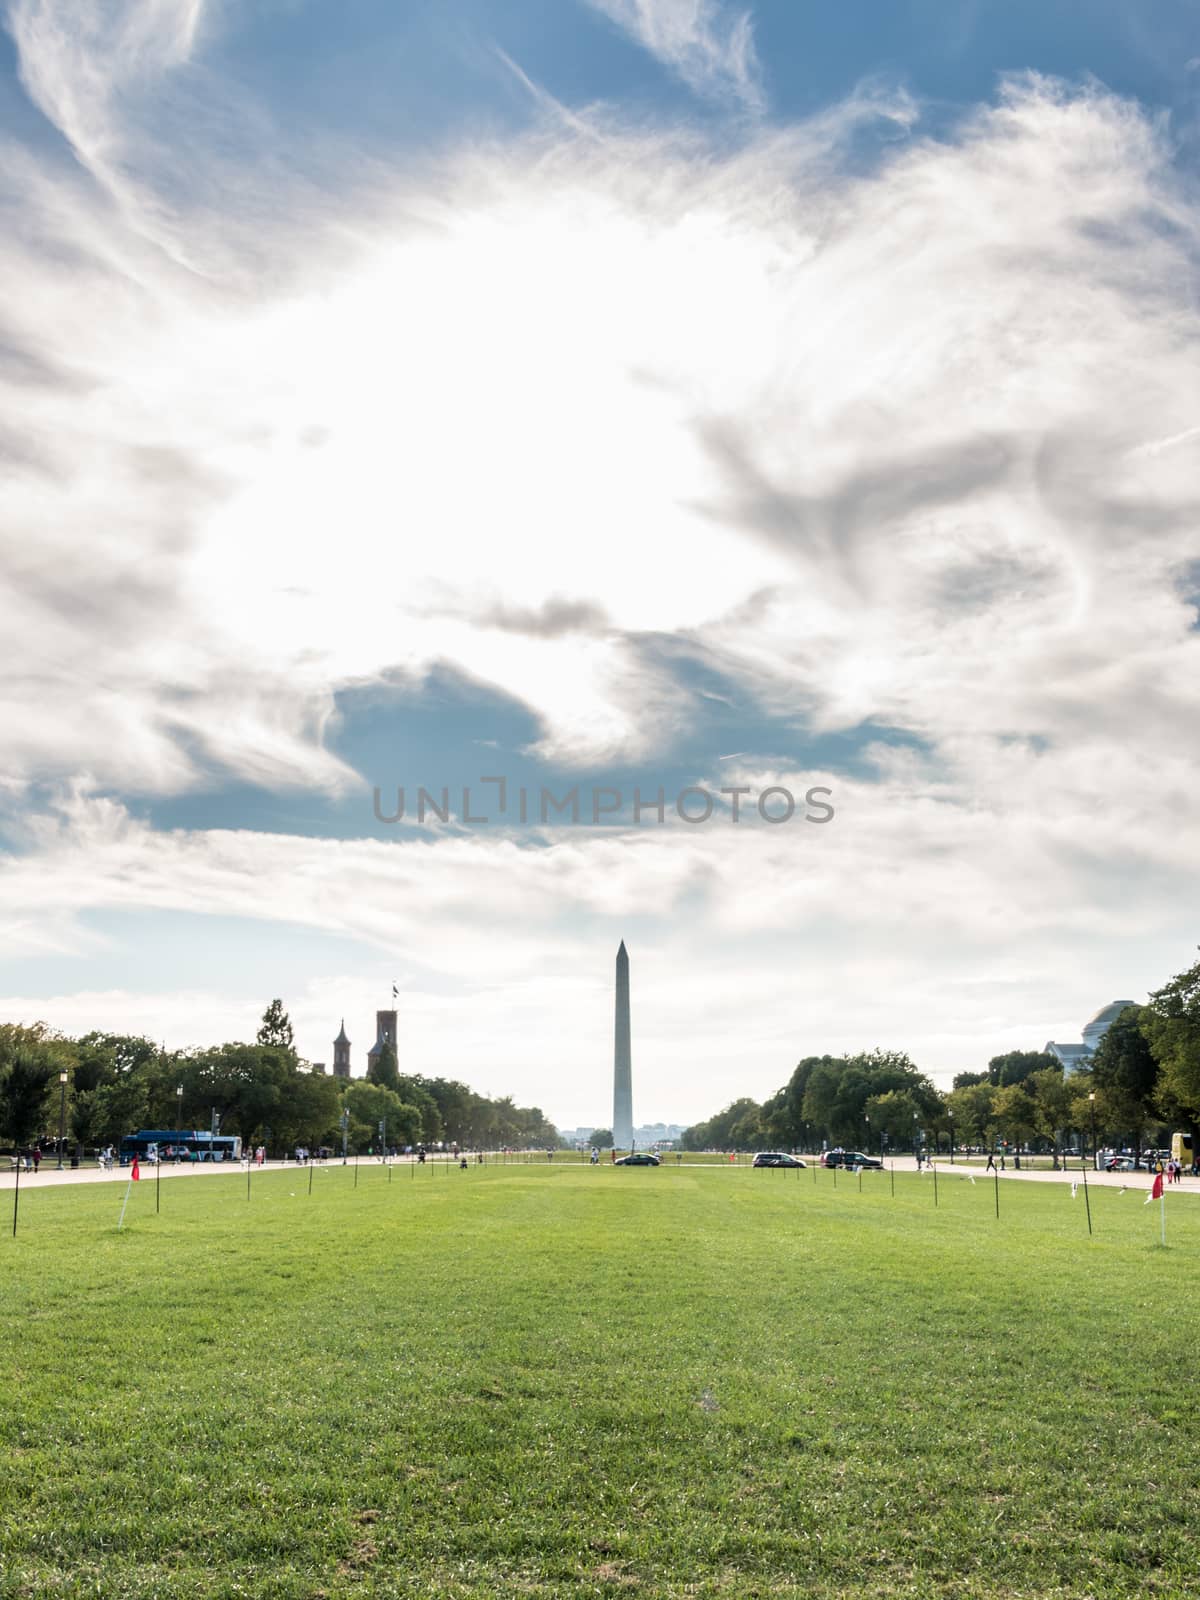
987,1049,1058,1086
0,1049,60,1145
367,1040,401,1093
0,1019,563,1154
1141,961,1200,1132
341,1080,421,1149
256,998,295,1051
681,1096,764,1150
952,1069,987,1088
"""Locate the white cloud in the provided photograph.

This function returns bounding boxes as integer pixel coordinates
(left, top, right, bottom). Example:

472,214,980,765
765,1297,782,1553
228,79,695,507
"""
579,0,765,112
3,70,1200,798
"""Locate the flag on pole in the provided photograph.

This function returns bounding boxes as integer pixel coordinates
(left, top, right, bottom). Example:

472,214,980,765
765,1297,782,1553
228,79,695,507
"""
1071,1181,1078,1199
1144,1171,1164,1205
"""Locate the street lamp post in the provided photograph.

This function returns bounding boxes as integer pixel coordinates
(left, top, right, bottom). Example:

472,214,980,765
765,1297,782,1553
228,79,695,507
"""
913,1110,920,1162
948,1111,954,1164
55,1071,68,1170
1088,1091,1097,1171
175,1085,184,1161
864,1112,870,1159
341,1109,349,1165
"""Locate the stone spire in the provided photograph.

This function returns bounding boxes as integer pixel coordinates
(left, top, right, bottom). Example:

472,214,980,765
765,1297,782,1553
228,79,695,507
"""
333,1019,351,1079
613,940,633,1149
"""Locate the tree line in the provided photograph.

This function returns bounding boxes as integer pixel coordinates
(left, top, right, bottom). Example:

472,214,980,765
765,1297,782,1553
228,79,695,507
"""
682,950,1200,1159
0,1001,564,1155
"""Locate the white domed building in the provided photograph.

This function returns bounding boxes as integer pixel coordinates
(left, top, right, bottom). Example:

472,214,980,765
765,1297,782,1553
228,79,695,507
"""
1045,1001,1138,1075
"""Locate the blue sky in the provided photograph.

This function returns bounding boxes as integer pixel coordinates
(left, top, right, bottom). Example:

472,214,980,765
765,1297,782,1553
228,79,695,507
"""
2,0,1200,1126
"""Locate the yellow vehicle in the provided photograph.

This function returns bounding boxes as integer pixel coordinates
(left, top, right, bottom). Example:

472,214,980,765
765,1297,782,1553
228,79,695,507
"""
1170,1131,1195,1170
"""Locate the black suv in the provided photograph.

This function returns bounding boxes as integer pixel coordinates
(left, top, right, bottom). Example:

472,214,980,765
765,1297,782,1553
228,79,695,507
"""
822,1150,884,1170
752,1152,806,1168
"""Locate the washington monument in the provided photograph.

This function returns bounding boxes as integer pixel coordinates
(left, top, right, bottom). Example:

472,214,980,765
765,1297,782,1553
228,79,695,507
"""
613,940,633,1148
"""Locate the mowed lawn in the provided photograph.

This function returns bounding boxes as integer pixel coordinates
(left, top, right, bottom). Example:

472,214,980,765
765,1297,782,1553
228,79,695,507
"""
2,1163,1197,1599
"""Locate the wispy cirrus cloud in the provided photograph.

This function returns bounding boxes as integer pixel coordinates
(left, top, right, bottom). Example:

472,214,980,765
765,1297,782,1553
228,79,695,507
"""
3,59,1199,796
579,0,765,112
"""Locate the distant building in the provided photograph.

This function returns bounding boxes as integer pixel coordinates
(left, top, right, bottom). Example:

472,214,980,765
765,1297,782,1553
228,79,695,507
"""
312,1062,327,1076
366,1010,398,1073
333,1020,351,1079
1045,1000,1137,1076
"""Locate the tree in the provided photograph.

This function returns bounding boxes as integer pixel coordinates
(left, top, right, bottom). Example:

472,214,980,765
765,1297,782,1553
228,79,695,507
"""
589,1128,613,1148
256,999,295,1052
367,1041,401,1095
952,1070,988,1089
992,1084,1038,1149
1090,1005,1158,1158
1141,955,1200,1136
863,1089,921,1153
946,1080,998,1149
0,1049,59,1145
986,1051,1057,1088
1025,1066,1072,1164
342,1082,421,1151
801,1050,941,1148
682,1098,764,1150
396,1075,442,1142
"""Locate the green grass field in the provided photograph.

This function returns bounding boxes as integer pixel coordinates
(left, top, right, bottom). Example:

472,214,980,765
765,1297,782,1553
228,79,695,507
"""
2,1162,1197,1598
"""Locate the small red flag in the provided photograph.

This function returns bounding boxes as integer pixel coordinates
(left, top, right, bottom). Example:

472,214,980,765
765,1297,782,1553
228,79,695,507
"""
1144,1171,1163,1204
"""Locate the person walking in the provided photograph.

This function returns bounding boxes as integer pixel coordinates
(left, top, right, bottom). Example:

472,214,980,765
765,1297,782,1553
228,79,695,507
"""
31,1147,41,1173
131,1154,141,1181
985,1152,995,1173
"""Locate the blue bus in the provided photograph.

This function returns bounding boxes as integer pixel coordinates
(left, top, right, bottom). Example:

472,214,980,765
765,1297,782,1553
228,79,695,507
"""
119,1129,243,1165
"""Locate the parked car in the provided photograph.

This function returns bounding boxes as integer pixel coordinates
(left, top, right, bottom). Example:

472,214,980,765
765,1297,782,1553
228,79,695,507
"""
752,1152,806,1168
614,1152,660,1166
822,1150,884,1170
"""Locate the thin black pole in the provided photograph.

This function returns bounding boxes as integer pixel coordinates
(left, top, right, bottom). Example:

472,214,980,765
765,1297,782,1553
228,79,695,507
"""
858,1167,862,1193
890,1160,895,1198
156,1156,161,1215
832,1163,837,1189
933,1162,938,1209
354,1153,359,1188
994,1167,1000,1219
247,1163,251,1202
308,1160,314,1196
1081,1158,1093,1237
12,1155,20,1237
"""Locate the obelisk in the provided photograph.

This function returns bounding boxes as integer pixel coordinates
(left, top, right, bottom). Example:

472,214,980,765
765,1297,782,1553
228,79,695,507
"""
613,940,633,1149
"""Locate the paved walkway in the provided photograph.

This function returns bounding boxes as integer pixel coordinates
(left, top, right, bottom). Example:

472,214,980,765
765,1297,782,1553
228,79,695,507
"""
0,1157,413,1190
3,1153,1196,1197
